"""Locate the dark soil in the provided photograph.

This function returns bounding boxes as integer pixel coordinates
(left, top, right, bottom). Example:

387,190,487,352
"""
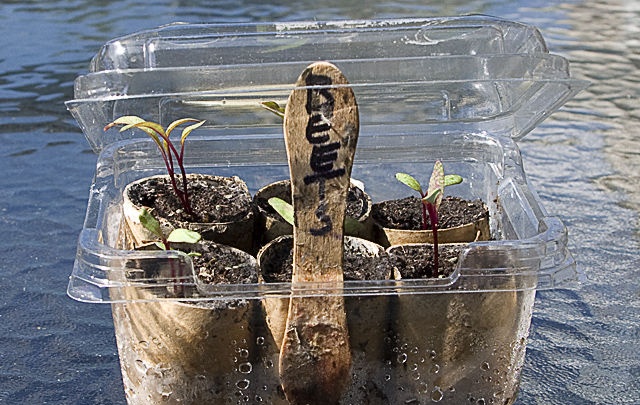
386,244,464,279
128,175,253,223
371,196,488,230
254,180,369,221
260,237,390,283
185,241,258,285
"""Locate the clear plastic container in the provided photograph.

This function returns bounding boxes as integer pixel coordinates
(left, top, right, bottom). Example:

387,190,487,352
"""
89,15,548,71
74,53,571,99
67,17,586,405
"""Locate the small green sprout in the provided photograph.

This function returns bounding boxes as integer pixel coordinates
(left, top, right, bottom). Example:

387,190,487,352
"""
260,101,286,118
105,116,206,218
267,197,362,234
396,160,463,276
139,208,201,251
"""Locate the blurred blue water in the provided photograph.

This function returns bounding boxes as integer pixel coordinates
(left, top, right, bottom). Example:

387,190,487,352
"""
0,1,638,404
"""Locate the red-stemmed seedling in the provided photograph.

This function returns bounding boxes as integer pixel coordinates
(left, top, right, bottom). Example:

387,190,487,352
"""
105,116,206,219
396,161,463,276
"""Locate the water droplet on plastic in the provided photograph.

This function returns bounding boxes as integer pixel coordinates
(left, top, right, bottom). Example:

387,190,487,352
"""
430,350,437,360
430,364,440,374
135,359,147,372
236,379,250,390
256,336,265,346
264,359,273,369
239,348,249,359
431,386,443,402
238,362,253,374
384,374,391,381
255,395,263,402
138,340,150,349
481,362,490,371
477,399,486,405
418,382,429,394
397,353,408,364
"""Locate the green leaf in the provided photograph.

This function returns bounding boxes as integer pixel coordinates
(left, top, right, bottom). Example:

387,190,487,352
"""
139,208,164,239
167,228,202,244
268,197,294,226
395,172,423,194
422,188,441,204
154,241,168,250
344,216,363,234
180,120,206,146
129,121,166,137
166,118,197,137
426,160,445,210
444,174,463,187
261,101,286,118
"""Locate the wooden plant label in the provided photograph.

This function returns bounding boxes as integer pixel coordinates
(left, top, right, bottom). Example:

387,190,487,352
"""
279,61,359,405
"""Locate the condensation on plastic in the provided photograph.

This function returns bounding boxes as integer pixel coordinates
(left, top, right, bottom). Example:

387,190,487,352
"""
89,15,549,72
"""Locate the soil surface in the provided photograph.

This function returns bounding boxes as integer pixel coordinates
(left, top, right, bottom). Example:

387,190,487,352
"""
186,241,258,285
260,237,390,282
371,196,488,230
386,244,464,279
128,175,253,223
255,181,369,221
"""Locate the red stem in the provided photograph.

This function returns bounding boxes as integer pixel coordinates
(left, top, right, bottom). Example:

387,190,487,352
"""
159,133,194,217
426,203,439,277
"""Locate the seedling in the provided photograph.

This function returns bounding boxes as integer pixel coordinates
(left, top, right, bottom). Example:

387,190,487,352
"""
105,116,206,218
139,208,201,251
396,161,463,276
268,197,363,234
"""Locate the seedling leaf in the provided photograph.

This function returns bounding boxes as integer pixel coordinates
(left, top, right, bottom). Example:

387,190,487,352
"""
426,160,445,210
139,208,164,239
395,172,423,194
167,228,202,244
180,120,206,146
444,174,463,187
261,101,286,118
268,197,295,226
423,188,441,204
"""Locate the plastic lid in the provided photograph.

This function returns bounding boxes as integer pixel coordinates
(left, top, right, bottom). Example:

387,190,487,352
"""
89,15,548,72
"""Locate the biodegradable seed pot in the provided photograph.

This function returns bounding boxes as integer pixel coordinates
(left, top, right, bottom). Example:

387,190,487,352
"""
256,235,394,404
385,243,533,404
372,195,491,247
253,178,374,245
111,239,259,405
123,173,255,252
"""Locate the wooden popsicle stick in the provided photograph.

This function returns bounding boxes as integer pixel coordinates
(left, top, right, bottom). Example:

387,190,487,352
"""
279,61,359,405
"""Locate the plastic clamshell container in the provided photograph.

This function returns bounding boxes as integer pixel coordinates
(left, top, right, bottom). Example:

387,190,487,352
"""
89,15,549,71
74,53,572,100
67,17,586,405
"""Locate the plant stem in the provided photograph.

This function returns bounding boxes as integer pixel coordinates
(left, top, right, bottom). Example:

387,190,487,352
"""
420,198,429,230
161,134,194,217
426,203,439,277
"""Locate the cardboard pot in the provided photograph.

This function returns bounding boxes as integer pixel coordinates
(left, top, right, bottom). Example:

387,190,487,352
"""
256,235,396,403
385,243,535,404
122,173,255,252
372,197,491,247
110,239,260,405
253,179,375,245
